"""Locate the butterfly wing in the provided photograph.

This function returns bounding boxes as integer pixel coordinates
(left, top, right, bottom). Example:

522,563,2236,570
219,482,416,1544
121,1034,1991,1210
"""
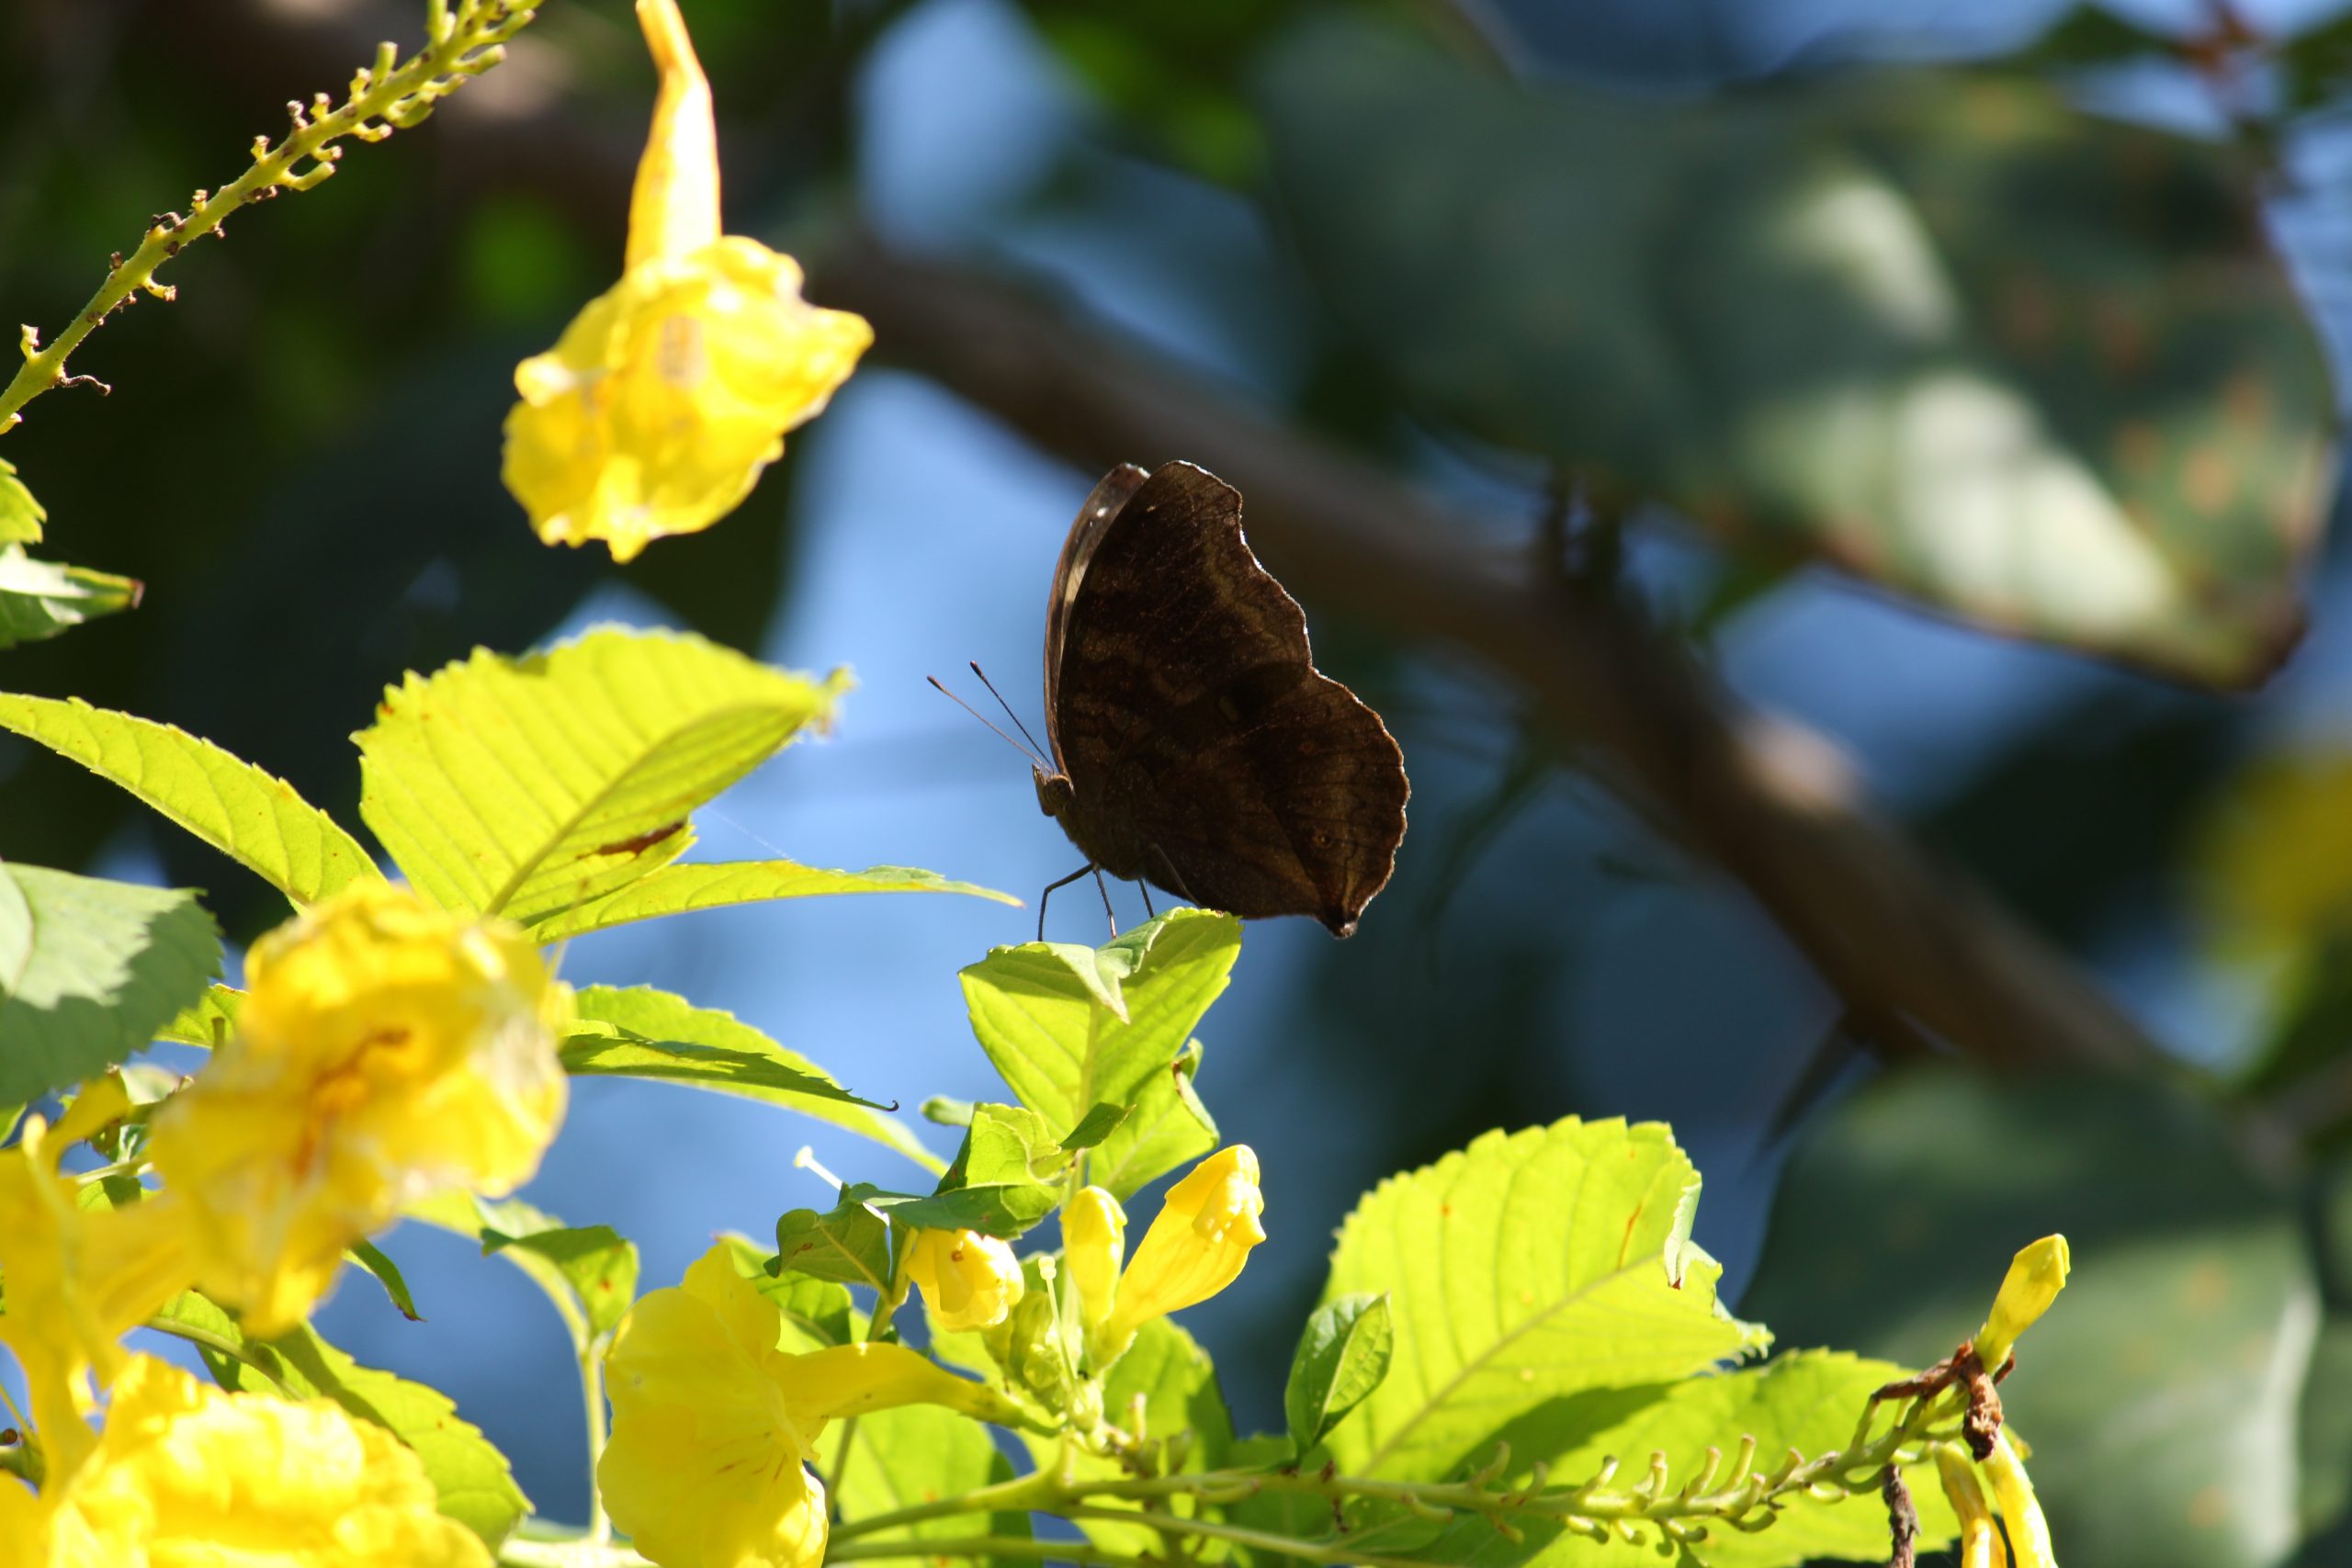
1044,463,1149,747
1048,461,1408,936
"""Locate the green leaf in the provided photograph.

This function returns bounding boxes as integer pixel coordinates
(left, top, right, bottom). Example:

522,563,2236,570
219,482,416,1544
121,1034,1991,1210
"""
483,1222,639,1340
820,1403,1032,1564
1088,1039,1216,1201
868,1103,1066,1238
526,859,1019,941
355,625,847,923
0,864,221,1102
153,983,241,1048
347,1238,423,1322
958,908,1240,1142
0,695,378,904
0,546,140,649
1060,1101,1131,1151
1285,1292,1393,1457
773,1190,896,1291
1261,22,2333,686
1320,1117,1766,1482
406,1191,595,1348
0,457,43,545
565,986,938,1172
1743,1067,2315,1568
153,1292,529,1546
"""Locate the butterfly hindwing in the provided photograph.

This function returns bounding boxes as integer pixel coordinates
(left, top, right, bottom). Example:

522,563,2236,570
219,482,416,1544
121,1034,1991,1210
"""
1043,460,1408,935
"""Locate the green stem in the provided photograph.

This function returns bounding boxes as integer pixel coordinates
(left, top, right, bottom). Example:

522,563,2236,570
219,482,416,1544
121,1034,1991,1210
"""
0,0,542,434
830,1470,1062,1543
1060,1505,1435,1568
828,1538,1141,1568
580,1332,612,1544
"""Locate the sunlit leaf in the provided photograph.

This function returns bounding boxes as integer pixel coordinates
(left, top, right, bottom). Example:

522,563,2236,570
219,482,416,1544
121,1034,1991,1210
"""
524,858,1017,941
1285,1292,1392,1458
153,983,242,1049
0,546,140,649
355,625,846,923
0,694,378,904
0,457,42,545
566,985,937,1172
0,864,220,1102
483,1221,639,1340
1320,1117,1767,1483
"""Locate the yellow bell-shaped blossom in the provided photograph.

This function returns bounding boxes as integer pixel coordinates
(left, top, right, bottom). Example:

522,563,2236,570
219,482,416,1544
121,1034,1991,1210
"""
4,1353,490,1566
500,0,871,563
1063,1186,1125,1330
1097,1147,1263,1360
1934,1442,2000,1568
1975,1234,2070,1371
601,1243,1025,1568
906,1228,1023,1332
149,882,571,1337
0,1078,195,1481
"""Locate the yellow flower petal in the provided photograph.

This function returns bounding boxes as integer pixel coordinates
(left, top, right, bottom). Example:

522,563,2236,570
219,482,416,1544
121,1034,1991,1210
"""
28,1355,490,1566
1934,1443,2006,1568
1984,1432,2056,1568
1100,1146,1264,1357
627,0,721,271
503,239,870,563
150,884,569,1337
1064,1186,1125,1331
906,1228,1023,1332
1975,1235,2069,1371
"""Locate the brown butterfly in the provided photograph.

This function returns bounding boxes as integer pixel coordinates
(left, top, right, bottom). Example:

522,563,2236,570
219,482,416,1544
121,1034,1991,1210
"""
1026,460,1408,938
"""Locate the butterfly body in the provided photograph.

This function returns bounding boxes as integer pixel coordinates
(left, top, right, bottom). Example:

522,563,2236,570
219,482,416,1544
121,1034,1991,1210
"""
1037,460,1408,937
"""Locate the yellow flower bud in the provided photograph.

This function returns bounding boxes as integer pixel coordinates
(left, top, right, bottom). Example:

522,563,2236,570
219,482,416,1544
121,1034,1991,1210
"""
603,1243,1023,1568
1100,1146,1264,1357
500,0,869,563
1975,1234,2070,1371
906,1228,1024,1332
1984,1432,2058,1568
1934,1443,2001,1568
1064,1186,1126,1329
150,883,570,1337
21,1355,491,1565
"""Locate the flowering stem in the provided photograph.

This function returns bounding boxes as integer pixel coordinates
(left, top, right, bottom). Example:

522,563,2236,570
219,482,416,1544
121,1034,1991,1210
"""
0,0,543,435
827,1538,1143,1568
580,1332,612,1544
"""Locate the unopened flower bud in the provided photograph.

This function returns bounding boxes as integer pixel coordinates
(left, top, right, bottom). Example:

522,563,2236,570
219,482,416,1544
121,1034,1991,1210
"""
906,1228,1023,1332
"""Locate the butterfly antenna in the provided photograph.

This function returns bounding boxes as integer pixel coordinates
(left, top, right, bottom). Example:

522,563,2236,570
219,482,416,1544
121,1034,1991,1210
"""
926,674,1046,769
969,661,1051,761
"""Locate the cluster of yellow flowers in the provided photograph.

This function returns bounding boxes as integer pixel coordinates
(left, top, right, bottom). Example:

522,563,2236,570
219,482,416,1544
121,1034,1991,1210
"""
0,882,571,1563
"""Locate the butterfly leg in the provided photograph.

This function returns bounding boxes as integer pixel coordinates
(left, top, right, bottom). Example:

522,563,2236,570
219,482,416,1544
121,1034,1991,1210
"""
1090,867,1119,939
1137,881,1156,919
1038,863,1096,942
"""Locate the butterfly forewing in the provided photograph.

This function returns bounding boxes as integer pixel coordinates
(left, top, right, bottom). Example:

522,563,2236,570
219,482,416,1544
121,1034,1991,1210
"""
1042,461,1408,935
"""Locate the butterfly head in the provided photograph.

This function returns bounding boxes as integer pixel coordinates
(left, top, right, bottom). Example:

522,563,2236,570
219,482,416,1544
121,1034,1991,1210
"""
1033,767,1076,821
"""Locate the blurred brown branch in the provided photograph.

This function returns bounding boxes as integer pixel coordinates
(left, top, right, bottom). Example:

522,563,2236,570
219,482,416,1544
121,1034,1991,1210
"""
810,235,2164,1076
164,0,2167,1076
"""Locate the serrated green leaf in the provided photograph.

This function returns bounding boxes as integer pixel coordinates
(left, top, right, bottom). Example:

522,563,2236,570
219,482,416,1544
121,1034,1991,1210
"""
0,697,379,905
0,864,221,1102
0,546,140,649
153,983,241,1048
347,1238,423,1322
1286,1292,1393,1458
526,859,1019,941
566,985,938,1172
774,1190,895,1290
0,458,43,545
152,1292,529,1546
1088,1039,1216,1201
959,908,1239,1143
1322,1118,1766,1483
355,625,847,923
483,1222,639,1340
1262,22,2333,686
